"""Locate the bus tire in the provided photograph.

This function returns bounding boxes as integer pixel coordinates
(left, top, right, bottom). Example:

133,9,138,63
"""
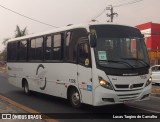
69,88,81,108
23,81,31,95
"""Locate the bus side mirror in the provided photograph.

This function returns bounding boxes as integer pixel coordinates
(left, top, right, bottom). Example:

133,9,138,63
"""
90,34,97,47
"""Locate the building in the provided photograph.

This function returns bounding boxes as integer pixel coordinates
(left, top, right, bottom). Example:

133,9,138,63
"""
136,22,160,66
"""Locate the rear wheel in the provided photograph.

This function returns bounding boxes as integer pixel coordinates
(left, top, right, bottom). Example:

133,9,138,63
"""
23,81,31,95
69,88,81,108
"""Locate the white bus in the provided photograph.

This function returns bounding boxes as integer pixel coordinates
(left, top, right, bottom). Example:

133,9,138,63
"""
7,23,151,108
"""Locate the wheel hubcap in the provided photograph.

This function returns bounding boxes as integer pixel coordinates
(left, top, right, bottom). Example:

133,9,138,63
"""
24,84,28,93
72,92,80,105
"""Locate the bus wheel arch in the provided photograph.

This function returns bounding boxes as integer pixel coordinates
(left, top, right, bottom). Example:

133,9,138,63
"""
67,86,82,108
22,78,31,95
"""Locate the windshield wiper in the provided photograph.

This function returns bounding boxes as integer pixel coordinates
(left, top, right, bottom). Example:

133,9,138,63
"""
121,58,150,67
100,60,135,69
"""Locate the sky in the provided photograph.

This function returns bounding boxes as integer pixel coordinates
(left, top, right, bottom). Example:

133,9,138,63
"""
0,0,160,51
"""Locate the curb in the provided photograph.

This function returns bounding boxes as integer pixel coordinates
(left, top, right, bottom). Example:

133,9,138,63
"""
0,95,58,122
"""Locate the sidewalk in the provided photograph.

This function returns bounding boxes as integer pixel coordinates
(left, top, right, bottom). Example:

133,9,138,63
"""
0,70,57,122
0,95,48,122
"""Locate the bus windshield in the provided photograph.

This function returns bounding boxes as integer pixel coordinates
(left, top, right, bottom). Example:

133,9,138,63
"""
90,25,150,69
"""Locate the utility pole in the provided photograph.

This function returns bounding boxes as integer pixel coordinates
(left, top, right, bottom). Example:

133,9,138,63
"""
106,5,118,22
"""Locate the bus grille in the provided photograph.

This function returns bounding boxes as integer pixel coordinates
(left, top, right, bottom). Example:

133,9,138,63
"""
115,83,144,89
133,83,144,88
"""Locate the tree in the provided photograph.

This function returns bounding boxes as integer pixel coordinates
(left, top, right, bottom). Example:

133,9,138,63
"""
2,25,27,45
0,25,28,61
2,38,11,46
0,48,7,61
1,38,10,61
15,25,28,38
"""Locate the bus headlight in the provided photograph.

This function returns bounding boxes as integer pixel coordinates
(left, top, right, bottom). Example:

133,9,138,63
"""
99,76,113,90
145,77,152,87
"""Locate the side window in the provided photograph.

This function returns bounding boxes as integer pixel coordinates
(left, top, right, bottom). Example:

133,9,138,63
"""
7,43,12,61
7,41,18,61
158,66,160,71
65,32,71,60
53,34,62,60
151,66,156,71
45,35,52,60
66,32,71,46
78,42,91,67
151,66,160,72
30,37,43,60
18,40,27,61
65,29,88,62
36,37,43,60
30,38,36,60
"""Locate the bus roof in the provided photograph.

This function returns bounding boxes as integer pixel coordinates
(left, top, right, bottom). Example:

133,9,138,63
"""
7,22,137,42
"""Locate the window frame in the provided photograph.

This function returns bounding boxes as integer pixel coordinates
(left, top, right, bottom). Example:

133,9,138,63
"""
29,36,44,61
17,39,28,62
7,41,18,62
44,34,53,61
64,28,88,63
77,38,92,68
44,32,64,62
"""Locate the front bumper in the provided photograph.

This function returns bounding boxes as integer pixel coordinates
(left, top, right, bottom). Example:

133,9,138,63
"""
93,84,151,106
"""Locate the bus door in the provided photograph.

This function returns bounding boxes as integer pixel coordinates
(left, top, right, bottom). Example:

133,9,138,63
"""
77,39,93,105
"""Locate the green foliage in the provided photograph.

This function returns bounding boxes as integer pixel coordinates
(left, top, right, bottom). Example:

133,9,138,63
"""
15,25,28,38
2,38,10,46
0,25,28,61
0,48,7,61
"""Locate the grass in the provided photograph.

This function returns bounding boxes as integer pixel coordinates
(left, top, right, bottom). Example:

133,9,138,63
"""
0,66,6,73
152,87,160,94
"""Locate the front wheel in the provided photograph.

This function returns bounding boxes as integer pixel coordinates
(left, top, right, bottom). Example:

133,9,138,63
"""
69,88,81,108
23,81,31,95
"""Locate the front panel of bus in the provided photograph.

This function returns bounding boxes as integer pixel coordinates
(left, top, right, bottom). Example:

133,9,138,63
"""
89,25,151,106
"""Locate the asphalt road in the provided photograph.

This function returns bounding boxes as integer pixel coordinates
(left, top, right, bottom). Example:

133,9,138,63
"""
0,73,160,122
